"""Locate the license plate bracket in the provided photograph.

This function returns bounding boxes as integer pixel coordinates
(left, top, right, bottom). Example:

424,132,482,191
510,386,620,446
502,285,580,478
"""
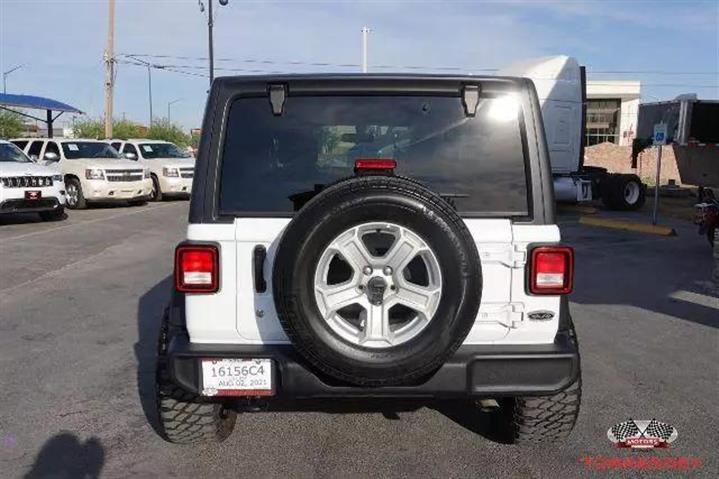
201,358,274,397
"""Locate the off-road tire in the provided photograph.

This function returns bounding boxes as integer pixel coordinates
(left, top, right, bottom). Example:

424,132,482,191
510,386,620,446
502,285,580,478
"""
601,174,645,211
155,311,237,444
509,319,581,444
39,207,66,221
510,378,582,443
273,175,482,387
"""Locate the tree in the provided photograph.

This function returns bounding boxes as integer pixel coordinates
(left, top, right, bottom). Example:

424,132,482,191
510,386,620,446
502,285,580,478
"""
70,118,143,139
71,117,103,139
147,118,190,147
112,119,142,139
0,110,25,139
190,131,201,150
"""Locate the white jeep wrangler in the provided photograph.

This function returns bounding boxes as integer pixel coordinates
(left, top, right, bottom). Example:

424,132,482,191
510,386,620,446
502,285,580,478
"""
155,76,581,445
109,139,195,201
11,138,152,209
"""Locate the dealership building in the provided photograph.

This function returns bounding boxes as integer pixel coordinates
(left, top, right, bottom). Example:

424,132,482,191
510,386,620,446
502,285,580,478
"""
585,80,641,146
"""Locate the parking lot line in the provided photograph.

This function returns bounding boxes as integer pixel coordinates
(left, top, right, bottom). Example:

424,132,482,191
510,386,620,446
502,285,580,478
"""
669,290,719,310
1,202,179,242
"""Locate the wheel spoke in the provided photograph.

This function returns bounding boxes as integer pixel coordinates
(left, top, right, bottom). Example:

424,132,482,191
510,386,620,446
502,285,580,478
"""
360,303,391,345
333,230,374,271
317,282,362,318
391,281,441,318
384,230,423,271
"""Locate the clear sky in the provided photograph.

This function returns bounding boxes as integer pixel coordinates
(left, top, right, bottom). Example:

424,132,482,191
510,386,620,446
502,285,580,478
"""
1,0,717,130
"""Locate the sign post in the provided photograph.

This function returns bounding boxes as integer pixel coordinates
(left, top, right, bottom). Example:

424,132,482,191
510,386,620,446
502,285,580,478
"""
651,123,667,225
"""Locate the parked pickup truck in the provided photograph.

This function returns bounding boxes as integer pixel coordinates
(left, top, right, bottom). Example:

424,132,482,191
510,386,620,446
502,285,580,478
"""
153,75,581,445
0,140,65,220
11,138,152,209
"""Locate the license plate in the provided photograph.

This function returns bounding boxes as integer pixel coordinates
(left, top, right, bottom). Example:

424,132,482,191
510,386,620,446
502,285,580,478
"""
25,190,41,200
201,358,274,397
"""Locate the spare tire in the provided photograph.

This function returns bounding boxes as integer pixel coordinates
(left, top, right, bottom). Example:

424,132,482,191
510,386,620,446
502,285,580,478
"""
273,175,482,386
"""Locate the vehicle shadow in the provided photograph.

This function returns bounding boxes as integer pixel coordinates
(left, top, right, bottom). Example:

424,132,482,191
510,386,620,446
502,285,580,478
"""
431,400,514,444
0,212,45,226
23,432,104,479
562,219,718,329
134,275,173,439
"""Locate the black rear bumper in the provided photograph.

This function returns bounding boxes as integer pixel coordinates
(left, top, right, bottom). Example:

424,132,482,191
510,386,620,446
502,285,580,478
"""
167,329,579,399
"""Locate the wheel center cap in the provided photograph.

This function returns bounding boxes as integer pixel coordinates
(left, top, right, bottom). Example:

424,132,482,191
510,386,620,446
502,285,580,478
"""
366,276,387,305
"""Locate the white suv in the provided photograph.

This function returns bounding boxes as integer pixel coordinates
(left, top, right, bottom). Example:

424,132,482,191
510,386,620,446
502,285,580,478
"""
109,139,195,201
11,138,152,209
155,76,581,445
0,140,66,221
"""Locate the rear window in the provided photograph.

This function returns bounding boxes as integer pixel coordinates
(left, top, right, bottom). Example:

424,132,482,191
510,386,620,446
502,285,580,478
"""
219,95,529,216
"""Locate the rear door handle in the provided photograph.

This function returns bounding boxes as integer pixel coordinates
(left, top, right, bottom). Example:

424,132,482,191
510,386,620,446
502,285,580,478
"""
253,245,267,293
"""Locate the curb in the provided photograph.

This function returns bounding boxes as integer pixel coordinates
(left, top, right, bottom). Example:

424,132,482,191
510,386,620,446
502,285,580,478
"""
557,205,599,215
579,216,677,236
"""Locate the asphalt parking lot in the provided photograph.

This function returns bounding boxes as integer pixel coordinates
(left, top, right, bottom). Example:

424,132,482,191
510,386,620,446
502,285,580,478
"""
1,202,717,478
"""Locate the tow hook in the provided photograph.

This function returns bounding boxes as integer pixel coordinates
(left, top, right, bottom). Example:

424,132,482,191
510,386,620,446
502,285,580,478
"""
475,398,500,412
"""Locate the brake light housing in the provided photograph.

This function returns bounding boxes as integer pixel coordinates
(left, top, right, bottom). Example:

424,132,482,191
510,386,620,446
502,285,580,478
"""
354,158,396,175
175,243,220,293
528,246,574,295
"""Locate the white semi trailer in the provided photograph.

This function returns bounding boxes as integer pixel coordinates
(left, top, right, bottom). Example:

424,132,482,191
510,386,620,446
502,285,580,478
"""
501,56,647,210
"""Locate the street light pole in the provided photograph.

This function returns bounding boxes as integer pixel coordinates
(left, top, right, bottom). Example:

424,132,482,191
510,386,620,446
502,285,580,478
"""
168,98,182,122
2,65,23,94
104,0,115,138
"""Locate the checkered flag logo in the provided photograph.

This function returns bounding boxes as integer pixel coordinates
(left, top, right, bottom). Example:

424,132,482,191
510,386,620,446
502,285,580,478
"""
644,420,676,441
607,419,678,448
609,420,640,442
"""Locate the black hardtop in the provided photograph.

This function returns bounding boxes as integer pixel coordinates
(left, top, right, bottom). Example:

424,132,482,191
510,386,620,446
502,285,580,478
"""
190,74,555,225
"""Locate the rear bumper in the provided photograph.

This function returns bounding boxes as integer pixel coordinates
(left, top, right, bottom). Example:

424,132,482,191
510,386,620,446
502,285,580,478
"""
167,330,579,399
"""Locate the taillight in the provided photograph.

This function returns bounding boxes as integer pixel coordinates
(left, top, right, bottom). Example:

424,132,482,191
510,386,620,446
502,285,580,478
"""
354,158,396,174
529,246,573,295
175,244,219,293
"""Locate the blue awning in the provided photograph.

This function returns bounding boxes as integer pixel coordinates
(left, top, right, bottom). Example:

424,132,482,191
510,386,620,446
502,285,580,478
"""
0,93,82,113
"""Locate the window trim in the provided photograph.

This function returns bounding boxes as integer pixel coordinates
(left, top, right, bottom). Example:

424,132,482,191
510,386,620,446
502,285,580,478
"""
27,140,44,157
215,92,533,220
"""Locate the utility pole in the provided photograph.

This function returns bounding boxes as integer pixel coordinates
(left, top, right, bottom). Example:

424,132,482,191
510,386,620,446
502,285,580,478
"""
361,26,370,73
200,0,228,85
147,65,154,125
103,0,116,139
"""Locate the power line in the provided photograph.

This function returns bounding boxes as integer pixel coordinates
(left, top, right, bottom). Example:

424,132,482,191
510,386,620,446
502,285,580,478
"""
119,52,718,76
117,54,718,89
